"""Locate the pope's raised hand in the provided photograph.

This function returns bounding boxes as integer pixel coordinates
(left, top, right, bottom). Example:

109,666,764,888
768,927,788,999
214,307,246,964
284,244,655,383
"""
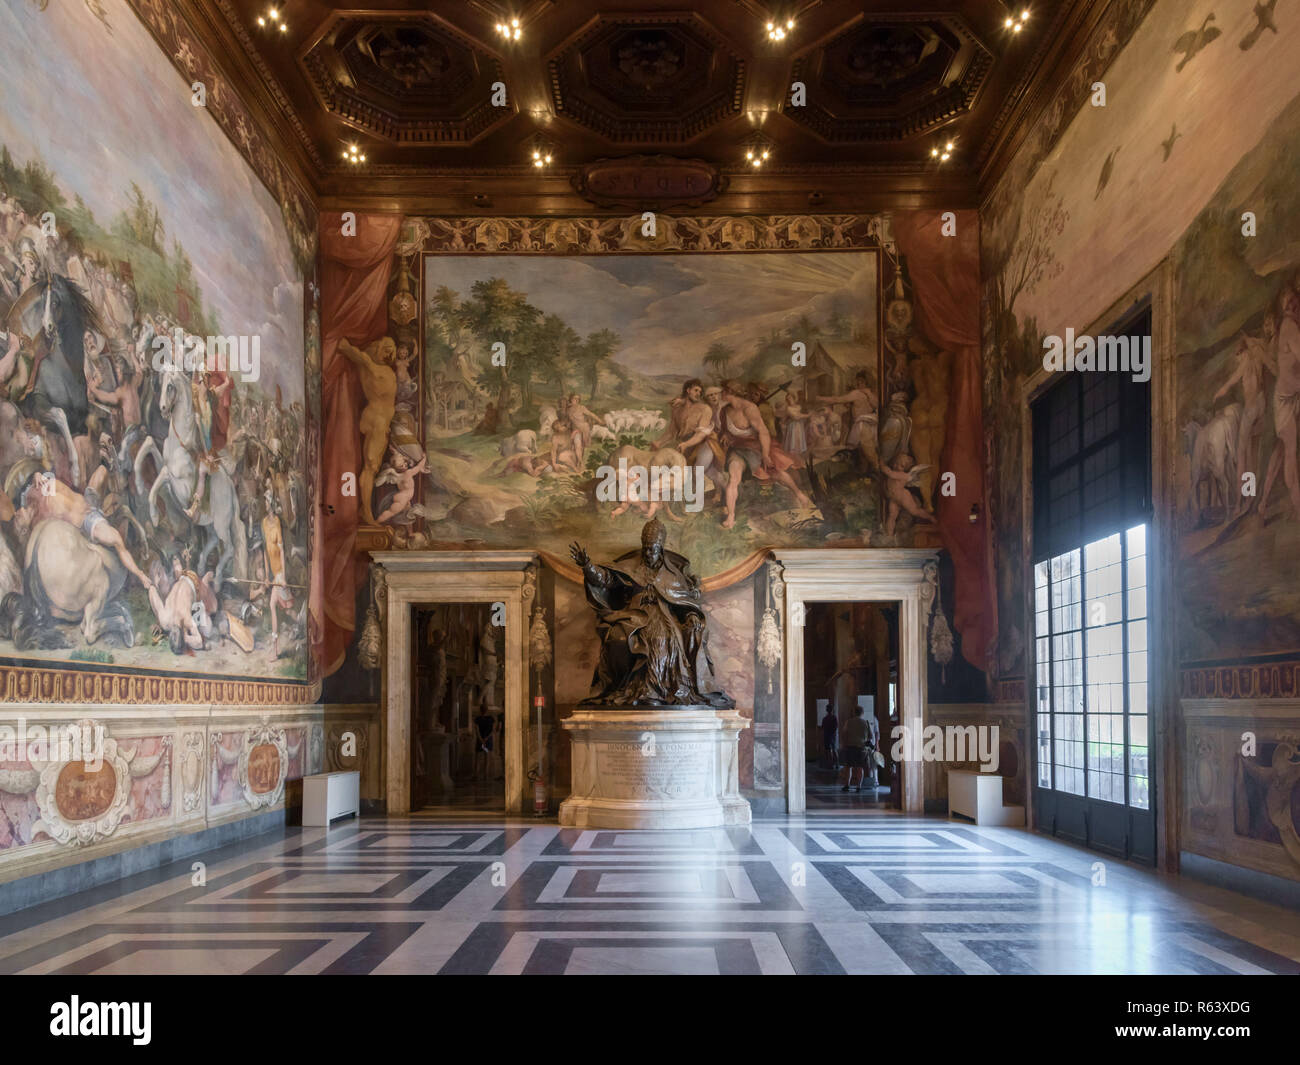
569,542,589,568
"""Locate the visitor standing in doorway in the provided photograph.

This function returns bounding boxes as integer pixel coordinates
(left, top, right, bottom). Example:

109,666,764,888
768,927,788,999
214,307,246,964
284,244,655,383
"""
840,706,870,792
821,707,839,770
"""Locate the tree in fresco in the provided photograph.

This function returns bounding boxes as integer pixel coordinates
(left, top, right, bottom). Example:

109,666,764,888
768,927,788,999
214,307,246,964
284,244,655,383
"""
703,341,735,382
573,328,620,401
984,170,1069,373
459,277,543,430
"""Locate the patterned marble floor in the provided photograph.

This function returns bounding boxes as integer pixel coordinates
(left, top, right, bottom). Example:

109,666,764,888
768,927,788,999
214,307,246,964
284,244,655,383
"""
2,808,1298,975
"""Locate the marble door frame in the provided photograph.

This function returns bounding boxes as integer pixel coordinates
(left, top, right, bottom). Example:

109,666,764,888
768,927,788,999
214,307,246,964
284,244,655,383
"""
772,548,938,814
370,551,538,815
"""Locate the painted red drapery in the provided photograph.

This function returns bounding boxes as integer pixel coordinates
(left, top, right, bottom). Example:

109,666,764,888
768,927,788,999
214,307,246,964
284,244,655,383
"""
317,212,402,676
891,210,996,670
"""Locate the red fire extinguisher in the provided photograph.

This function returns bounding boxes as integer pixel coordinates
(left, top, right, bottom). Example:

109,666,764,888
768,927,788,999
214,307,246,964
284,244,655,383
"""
531,695,548,816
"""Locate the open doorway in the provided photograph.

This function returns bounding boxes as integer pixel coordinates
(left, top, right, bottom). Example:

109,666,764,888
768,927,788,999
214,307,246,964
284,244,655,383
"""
803,602,901,810
410,603,505,812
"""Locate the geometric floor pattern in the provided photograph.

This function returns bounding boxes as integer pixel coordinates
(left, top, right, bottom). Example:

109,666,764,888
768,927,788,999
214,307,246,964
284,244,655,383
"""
2,807,1299,975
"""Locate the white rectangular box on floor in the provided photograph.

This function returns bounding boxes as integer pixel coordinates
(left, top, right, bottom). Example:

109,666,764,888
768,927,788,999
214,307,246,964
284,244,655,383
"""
302,771,361,827
947,769,1025,827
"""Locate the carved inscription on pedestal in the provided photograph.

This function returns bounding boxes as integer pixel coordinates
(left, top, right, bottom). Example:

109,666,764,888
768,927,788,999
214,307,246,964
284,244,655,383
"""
594,740,712,801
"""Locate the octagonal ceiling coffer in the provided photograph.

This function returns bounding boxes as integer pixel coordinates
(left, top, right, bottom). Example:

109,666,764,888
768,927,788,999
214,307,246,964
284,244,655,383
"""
547,14,746,144
300,13,513,145
787,14,993,143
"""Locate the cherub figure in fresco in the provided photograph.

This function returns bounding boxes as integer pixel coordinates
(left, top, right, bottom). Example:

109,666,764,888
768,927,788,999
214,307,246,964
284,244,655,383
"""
881,452,936,537
374,445,429,525
338,336,397,525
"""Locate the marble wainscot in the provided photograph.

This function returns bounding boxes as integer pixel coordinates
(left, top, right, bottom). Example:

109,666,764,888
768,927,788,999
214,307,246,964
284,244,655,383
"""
559,706,751,829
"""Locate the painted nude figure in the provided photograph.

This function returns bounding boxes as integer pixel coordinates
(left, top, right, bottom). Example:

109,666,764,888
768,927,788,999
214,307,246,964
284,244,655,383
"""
339,337,397,525
817,371,880,469
711,380,813,529
1214,318,1275,515
17,471,152,589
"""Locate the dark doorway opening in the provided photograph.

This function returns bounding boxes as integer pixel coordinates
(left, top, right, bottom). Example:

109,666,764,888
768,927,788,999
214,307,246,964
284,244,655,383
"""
410,603,505,812
803,601,901,811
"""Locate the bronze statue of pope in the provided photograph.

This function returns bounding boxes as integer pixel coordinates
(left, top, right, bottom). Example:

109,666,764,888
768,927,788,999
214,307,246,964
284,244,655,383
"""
569,519,734,708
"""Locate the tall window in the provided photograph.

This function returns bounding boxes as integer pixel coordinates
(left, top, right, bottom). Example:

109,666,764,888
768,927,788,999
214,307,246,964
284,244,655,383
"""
1033,525,1148,807
1030,309,1153,857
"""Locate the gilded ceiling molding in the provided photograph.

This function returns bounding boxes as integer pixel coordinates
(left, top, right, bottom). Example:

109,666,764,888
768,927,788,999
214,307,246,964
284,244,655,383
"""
407,211,893,255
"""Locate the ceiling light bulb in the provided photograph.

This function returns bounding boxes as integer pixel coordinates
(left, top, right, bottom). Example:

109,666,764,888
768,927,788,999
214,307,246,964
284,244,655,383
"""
946,141,954,150
766,21,774,30
511,18,520,27
1022,9,1030,19
787,19,795,28
279,23,287,32
257,16,265,26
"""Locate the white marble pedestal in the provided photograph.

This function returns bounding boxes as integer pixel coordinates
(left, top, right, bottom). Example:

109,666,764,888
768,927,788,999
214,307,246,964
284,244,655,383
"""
559,707,751,829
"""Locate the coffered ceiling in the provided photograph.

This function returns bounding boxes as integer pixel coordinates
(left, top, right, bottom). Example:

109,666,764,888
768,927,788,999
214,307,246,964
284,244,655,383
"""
188,0,1104,213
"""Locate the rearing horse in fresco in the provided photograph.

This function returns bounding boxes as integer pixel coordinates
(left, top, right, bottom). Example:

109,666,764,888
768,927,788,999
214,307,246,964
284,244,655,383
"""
144,368,248,587
3,271,99,487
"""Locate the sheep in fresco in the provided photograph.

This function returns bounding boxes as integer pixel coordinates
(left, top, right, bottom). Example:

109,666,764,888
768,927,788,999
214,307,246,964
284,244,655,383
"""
1184,403,1241,526
605,408,666,435
498,429,538,458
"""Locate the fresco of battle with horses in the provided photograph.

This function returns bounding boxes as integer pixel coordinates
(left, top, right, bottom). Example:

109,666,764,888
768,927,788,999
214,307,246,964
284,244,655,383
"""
0,0,308,679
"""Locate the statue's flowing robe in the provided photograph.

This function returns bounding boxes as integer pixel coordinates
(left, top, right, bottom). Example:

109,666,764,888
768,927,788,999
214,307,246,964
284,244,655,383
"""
581,549,732,708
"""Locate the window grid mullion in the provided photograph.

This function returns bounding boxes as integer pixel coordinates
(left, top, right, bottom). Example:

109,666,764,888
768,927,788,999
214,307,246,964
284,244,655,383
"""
1120,536,1131,810
1080,558,1090,800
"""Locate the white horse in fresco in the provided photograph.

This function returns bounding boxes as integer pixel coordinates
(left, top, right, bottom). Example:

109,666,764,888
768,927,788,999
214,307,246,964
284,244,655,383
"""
140,369,248,586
